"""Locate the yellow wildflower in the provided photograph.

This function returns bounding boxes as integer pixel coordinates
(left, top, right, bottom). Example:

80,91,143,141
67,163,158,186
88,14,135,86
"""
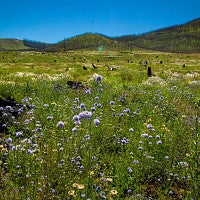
68,190,75,196
109,189,118,197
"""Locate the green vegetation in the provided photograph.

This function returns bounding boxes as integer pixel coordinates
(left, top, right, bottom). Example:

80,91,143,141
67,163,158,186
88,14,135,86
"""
1,18,199,53
47,33,127,52
0,39,31,51
116,18,200,53
0,50,199,199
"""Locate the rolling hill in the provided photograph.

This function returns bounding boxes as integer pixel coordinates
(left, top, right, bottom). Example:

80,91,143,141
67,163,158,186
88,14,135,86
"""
116,18,200,53
0,18,199,53
0,39,31,51
45,33,127,52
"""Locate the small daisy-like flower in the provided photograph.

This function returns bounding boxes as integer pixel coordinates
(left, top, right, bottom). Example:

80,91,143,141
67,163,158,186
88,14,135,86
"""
57,121,64,128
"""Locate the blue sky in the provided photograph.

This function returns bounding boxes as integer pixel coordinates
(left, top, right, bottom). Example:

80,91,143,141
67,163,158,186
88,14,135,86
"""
0,0,199,43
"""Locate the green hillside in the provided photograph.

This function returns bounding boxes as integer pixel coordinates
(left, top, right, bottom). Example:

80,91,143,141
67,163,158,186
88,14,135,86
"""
0,18,199,53
0,39,31,51
46,33,127,52
116,18,200,53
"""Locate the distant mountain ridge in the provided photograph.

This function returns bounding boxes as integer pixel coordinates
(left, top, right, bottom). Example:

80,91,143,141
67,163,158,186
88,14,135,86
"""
115,18,200,53
0,18,199,53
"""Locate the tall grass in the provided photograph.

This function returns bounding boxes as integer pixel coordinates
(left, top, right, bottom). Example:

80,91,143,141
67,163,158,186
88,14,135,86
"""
0,51,199,199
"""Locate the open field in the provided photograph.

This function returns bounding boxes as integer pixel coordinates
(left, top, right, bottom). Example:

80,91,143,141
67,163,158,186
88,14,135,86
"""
0,50,200,199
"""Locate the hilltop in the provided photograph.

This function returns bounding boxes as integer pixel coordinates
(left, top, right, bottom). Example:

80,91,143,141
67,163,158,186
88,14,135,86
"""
0,18,199,53
46,33,127,52
0,39,31,51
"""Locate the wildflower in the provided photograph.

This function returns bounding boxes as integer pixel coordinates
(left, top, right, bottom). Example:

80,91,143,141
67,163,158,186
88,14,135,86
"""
155,135,160,139
79,111,92,120
127,167,133,173
147,124,153,129
84,134,90,140
110,101,115,105
47,115,53,120
149,142,152,145
129,128,134,132
124,108,130,114
169,190,173,195
2,124,6,129
51,189,56,193
109,190,118,197
6,106,12,110
80,103,86,110
120,137,129,145
103,177,113,182
94,119,100,126
72,127,78,132
91,107,96,112
3,113,8,118
73,183,85,189
68,190,75,196
96,186,101,193
57,121,64,128
95,75,103,82
27,149,33,155
148,135,153,139
133,160,139,164
141,133,148,138
118,113,124,117
16,131,23,137
92,156,96,160
95,96,99,100
138,146,143,150
86,89,91,94
6,137,12,143
75,97,79,103
81,193,86,198
38,188,43,192
157,140,162,145
165,156,169,160
128,189,132,194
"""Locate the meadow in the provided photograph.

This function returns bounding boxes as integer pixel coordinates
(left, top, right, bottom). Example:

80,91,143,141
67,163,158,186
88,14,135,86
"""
0,50,199,199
